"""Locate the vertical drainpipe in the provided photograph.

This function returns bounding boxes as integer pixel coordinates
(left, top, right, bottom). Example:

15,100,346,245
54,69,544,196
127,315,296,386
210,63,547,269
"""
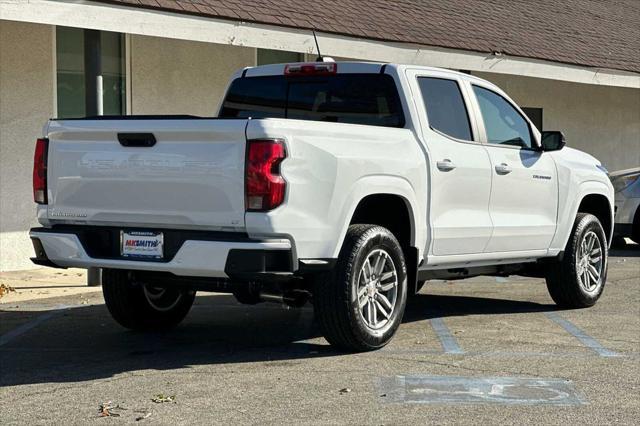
84,29,102,116
84,29,104,285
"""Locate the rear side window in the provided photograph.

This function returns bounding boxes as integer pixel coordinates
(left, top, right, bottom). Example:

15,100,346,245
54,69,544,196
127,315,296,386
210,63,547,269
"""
220,74,404,127
418,77,473,141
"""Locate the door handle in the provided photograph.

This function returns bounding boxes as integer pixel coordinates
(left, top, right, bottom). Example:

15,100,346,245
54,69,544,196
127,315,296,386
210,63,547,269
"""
437,159,456,172
495,163,512,175
118,133,156,147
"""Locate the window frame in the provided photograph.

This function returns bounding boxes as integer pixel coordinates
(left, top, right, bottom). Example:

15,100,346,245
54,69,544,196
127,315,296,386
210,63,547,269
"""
469,83,539,151
408,71,482,146
417,76,476,143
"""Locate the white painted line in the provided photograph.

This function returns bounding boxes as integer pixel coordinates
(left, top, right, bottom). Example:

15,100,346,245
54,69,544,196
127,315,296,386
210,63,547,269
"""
545,312,620,358
0,305,70,347
0,303,87,312
430,317,464,354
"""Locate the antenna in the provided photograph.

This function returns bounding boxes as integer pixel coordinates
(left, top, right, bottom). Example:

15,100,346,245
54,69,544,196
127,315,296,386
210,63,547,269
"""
312,30,323,62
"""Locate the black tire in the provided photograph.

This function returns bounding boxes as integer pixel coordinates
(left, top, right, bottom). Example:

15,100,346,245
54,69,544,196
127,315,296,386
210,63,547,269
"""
102,269,195,330
545,213,608,308
313,224,408,352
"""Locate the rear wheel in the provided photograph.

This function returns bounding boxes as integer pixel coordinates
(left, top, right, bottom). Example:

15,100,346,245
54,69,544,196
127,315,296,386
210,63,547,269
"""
545,213,608,308
102,269,195,330
313,225,408,352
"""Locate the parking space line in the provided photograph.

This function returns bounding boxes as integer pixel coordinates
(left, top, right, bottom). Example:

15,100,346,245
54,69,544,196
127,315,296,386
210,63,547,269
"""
429,317,464,354
0,305,69,347
544,312,620,358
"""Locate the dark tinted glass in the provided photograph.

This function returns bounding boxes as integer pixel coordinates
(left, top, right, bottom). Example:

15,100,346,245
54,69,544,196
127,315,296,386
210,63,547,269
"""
219,76,287,119
473,86,532,148
418,77,472,141
220,74,404,127
522,107,543,132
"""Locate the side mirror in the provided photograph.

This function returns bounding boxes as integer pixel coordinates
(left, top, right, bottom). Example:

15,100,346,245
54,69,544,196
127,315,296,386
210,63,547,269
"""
541,131,566,151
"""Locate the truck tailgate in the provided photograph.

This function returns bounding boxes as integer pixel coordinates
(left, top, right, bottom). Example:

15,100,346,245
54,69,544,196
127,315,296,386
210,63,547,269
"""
45,118,248,230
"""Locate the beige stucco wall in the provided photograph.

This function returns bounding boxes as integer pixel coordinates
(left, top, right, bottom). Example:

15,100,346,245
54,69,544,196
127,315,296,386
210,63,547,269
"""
474,72,640,171
130,35,256,115
0,21,54,271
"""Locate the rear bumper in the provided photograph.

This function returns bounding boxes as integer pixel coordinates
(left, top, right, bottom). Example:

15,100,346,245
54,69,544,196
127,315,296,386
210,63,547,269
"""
29,227,293,279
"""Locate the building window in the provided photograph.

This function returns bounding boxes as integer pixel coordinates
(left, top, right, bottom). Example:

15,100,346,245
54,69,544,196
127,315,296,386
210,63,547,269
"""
522,107,543,132
56,27,126,118
257,49,303,65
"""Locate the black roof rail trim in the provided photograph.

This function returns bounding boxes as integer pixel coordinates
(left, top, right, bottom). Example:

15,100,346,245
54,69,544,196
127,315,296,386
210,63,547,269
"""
49,115,249,121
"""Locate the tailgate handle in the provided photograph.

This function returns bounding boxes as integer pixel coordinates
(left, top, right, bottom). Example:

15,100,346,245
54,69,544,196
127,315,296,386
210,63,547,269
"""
117,133,156,147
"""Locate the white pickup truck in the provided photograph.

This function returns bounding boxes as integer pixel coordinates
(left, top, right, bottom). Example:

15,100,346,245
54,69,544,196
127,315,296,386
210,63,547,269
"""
31,62,614,351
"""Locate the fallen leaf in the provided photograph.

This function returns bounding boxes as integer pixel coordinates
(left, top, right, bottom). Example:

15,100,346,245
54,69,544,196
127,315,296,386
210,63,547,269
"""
339,388,351,394
98,401,126,417
151,394,175,403
0,283,16,299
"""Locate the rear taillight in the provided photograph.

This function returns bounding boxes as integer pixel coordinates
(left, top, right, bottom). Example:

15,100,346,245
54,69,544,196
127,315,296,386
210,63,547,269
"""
284,62,337,76
246,139,286,211
33,138,49,204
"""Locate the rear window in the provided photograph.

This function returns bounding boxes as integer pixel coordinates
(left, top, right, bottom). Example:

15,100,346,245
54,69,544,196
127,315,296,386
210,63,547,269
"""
219,74,405,128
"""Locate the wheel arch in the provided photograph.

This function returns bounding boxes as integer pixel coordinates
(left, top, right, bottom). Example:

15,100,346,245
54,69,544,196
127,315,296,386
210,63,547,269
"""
333,176,423,257
332,177,424,294
578,193,613,244
552,181,614,250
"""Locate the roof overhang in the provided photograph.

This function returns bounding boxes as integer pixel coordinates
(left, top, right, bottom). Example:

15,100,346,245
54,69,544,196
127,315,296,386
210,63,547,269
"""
2,0,639,89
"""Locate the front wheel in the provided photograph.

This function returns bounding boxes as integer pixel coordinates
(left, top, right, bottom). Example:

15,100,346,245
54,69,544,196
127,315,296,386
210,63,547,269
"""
545,213,608,308
313,224,408,352
102,269,195,330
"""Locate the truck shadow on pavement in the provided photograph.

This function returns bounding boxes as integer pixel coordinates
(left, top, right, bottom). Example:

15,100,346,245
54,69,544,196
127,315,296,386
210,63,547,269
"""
610,244,640,257
0,292,562,387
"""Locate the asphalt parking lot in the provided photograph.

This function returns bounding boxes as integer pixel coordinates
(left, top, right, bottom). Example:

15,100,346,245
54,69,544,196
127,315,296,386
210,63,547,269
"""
1,245,639,425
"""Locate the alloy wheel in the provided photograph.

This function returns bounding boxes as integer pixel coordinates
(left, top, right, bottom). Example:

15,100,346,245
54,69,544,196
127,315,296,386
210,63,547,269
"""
357,249,398,330
576,230,603,294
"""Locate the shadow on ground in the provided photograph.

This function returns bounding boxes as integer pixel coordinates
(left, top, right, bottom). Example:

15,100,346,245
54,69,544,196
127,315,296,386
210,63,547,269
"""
0,290,562,387
610,242,640,258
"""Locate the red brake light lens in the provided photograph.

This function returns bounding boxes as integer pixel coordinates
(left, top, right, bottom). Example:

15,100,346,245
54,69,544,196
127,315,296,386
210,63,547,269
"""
33,138,49,204
246,139,286,211
284,62,337,76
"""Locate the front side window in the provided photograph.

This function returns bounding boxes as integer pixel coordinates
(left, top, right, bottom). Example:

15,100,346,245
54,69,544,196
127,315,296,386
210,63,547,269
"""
472,85,532,148
220,74,404,128
418,77,472,141
56,27,126,118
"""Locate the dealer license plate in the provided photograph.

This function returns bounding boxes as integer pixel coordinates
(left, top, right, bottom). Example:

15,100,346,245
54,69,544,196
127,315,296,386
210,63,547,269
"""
120,231,164,259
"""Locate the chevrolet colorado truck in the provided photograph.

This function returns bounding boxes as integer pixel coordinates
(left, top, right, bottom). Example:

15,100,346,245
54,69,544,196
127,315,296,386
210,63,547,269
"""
30,62,614,351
